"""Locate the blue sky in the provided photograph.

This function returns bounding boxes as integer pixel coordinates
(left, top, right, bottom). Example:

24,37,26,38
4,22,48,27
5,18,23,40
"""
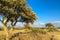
0,0,60,27
26,0,60,23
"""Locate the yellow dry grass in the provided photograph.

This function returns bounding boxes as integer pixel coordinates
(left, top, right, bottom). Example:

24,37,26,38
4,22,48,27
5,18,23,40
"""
0,28,60,40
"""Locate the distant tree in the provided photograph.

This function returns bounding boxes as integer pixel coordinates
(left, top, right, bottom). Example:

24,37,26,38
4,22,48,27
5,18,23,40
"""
45,23,54,28
45,23,59,32
0,0,37,40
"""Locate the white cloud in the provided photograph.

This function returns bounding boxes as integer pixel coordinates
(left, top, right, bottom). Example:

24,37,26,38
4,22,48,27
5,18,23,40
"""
33,21,60,27
0,21,60,28
51,21,60,23
33,22,45,27
15,22,24,27
0,21,24,27
0,22,3,27
50,21,60,27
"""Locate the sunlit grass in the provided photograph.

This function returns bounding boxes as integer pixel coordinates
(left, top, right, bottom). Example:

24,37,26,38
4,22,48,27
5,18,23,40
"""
0,28,60,40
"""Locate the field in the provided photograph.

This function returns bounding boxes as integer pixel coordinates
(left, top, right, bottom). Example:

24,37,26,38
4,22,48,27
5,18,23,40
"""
0,28,60,40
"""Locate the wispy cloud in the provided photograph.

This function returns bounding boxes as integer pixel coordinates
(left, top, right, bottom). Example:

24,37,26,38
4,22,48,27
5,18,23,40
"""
51,21,60,23
0,21,60,27
33,21,60,27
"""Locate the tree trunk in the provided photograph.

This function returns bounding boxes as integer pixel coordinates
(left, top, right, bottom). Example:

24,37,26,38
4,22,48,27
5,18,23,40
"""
1,22,9,40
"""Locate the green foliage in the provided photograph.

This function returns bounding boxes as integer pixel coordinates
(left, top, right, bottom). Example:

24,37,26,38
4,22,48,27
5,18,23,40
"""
45,23,54,28
0,0,37,26
45,23,59,32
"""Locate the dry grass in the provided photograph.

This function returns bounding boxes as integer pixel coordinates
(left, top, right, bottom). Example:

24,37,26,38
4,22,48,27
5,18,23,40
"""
0,28,60,40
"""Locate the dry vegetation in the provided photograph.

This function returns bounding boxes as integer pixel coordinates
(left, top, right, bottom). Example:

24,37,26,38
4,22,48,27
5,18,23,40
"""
0,28,60,40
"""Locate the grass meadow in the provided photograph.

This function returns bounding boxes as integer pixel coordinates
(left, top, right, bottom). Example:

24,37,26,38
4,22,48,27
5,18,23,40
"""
0,28,60,40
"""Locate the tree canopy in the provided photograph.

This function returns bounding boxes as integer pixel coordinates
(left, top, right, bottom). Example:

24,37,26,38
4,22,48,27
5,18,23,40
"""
0,0,37,26
0,0,37,40
45,23,54,28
